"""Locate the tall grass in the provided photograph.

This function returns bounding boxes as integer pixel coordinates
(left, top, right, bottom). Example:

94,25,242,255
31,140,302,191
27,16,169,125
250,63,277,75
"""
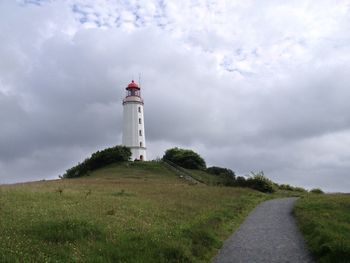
0,161,267,262
294,194,350,263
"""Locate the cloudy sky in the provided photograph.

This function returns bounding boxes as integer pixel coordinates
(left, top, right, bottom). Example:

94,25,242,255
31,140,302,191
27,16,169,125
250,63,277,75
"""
1,0,350,192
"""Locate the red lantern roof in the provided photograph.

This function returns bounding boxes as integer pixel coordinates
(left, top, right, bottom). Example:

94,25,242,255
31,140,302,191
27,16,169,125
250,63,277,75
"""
127,80,139,89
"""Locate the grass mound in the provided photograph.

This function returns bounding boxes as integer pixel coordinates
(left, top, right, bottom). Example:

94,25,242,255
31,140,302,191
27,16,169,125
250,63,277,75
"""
294,194,350,263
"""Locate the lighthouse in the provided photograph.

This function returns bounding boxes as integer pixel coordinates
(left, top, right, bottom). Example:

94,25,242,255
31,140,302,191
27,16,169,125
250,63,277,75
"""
122,80,147,161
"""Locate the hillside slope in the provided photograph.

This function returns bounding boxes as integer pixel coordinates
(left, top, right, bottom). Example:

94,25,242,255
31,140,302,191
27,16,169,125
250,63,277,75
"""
0,161,267,263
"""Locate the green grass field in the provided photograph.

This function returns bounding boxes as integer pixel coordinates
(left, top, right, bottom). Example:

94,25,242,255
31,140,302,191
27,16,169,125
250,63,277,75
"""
0,161,268,263
294,194,350,263
185,169,227,185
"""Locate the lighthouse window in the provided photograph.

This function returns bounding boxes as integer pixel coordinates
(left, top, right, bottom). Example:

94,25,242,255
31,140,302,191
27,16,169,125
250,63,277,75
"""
138,107,141,113
139,118,142,124
140,142,143,147
139,130,142,136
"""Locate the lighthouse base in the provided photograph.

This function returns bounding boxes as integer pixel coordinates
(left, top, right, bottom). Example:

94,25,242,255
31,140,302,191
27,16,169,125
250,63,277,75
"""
129,147,147,161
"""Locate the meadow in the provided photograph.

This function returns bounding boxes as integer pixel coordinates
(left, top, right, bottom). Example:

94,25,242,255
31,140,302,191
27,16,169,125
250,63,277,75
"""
0,161,267,263
294,193,350,263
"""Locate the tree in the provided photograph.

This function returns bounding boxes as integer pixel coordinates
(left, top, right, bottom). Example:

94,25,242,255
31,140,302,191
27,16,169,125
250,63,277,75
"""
63,145,131,178
162,147,206,169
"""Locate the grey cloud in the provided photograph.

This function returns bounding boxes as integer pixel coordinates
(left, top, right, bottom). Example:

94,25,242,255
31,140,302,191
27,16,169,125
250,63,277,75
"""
0,1,350,192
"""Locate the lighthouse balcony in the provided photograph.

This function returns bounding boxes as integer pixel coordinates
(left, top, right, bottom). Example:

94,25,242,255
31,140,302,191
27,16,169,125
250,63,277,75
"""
123,96,144,104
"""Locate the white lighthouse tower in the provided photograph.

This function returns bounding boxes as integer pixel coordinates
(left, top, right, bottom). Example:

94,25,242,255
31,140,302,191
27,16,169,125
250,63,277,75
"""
122,80,147,161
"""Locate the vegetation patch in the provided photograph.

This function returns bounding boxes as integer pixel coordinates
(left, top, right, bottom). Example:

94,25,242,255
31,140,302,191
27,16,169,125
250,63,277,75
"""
309,188,324,194
245,172,276,193
86,233,193,263
188,169,278,193
183,219,222,258
294,194,350,263
205,166,236,186
278,184,307,193
111,189,134,197
163,147,206,169
62,145,131,178
28,219,104,243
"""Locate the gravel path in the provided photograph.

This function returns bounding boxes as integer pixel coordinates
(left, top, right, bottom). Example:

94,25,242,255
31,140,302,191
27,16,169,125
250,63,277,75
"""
213,197,314,263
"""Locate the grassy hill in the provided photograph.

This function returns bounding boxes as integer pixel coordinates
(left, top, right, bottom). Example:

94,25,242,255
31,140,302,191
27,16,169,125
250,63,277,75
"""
0,161,268,263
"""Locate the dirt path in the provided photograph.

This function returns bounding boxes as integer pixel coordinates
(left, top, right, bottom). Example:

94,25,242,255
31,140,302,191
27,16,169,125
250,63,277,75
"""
213,197,314,263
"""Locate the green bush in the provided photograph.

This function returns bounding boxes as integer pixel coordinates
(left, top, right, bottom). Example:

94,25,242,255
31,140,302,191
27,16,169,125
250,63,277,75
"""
163,147,206,169
235,176,248,187
206,166,236,186
279,184,294,191
246,171,276,193
278,184,307,193
310,188,324,194
63,145,131,178
293,187,308,193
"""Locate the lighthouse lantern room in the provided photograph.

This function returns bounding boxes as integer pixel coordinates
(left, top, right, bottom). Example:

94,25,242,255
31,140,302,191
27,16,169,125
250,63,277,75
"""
122,80,147,161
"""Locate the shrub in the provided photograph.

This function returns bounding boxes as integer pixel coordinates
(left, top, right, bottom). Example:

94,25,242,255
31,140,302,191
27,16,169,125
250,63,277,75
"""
63,145,131,178
279,184,294,191
163,147,206,169
246,171,276,193
206,166,236,186
278,184,307,193
310,188,324,194
206,166,235,178
235,176,248,187
292,187,307,192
